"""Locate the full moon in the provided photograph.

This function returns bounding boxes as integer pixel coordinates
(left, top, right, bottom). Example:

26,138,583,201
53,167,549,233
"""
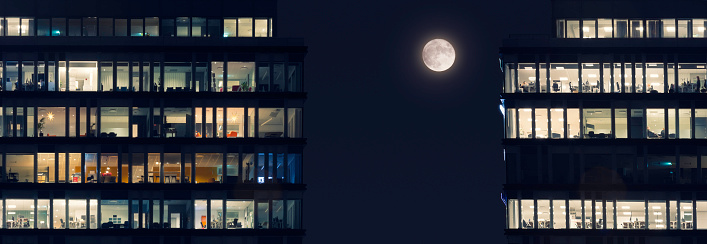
422,39,455,72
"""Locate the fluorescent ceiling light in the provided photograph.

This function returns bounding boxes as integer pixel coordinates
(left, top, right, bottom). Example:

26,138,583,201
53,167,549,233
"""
555,67,564,70
524,67,534,70
650,74,659,78
666,27,676,32
559,77,568,81
529,77,536,81
588,74,597,78
603,27,613,32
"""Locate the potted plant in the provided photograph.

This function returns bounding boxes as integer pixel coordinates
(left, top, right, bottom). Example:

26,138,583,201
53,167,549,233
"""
240,81,250,92
38,117,46,137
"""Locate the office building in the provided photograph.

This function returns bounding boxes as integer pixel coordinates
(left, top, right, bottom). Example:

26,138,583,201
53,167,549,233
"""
501,0,707,243
0,0,306,243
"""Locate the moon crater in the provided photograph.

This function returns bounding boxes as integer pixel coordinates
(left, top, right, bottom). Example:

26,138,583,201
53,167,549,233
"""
422,39,455,72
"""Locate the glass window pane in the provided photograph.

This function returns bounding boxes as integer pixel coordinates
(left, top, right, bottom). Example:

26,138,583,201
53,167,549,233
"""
566,20,579,38
131,19,143,36
694,19,706,38
162,200,189,228
192,17,206,37
668,109,677,139
556,20,565,38
614,19,628,38
163,153,180,184
517,63,535,93
598,19,612,38
163,107,191,138
630,19,642,38
37,19,50,36
679,109,692,139
568,108,580,139
58,153,66,183
132,153,144,183
647,20,660,38
145,17,159,36
68,200,86,229
162,19,175,37
101,200,127,228
85,153,97,183
38,153,55,183
195,200,207,229
646,63,664,93
678,19,691,38
287,63,301,92
69,153,81,183
69,61,98,91
207,19,220,37
615,109,628,138
550,108,563,139
663,19,676,38
568,200,582,229
506,110,518,140
51,18,66,36
82,17,96,36
606,201,615,229
53,199,65,229
100,107,128,137
681,201,694,229
176,17,190,37
518,108,531,139
617,200,645,229
255,19,267,37
225,153,239,183
648,201,666,229
116,62,129,91
257,200,269,229
583,109,611,138
551,199,565,229
624,63,634,93
6,154,34,183
536,200,550,229
258,108,284,138
647,109,665,139
238,18,252,37
550,63,578,93
68,19,80,36
210,199,223,229
582,63,600,93
6,18,20,36
99,18,113,36
164,62,191,92
6,199,34,228
227,62,255,92
226,200,253,229
115,19,127,36
535,108,548,138
698,201,707,229
147,153,159,183
225,108,244,138
195,153,222,183
90,199,98,229
224,19,236,37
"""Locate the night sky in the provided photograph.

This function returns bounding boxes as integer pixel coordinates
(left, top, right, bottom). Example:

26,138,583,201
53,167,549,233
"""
279,0,549,243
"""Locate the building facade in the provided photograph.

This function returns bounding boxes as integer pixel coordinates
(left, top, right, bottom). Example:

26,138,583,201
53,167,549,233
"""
501,0,707,243
0,0,306,243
